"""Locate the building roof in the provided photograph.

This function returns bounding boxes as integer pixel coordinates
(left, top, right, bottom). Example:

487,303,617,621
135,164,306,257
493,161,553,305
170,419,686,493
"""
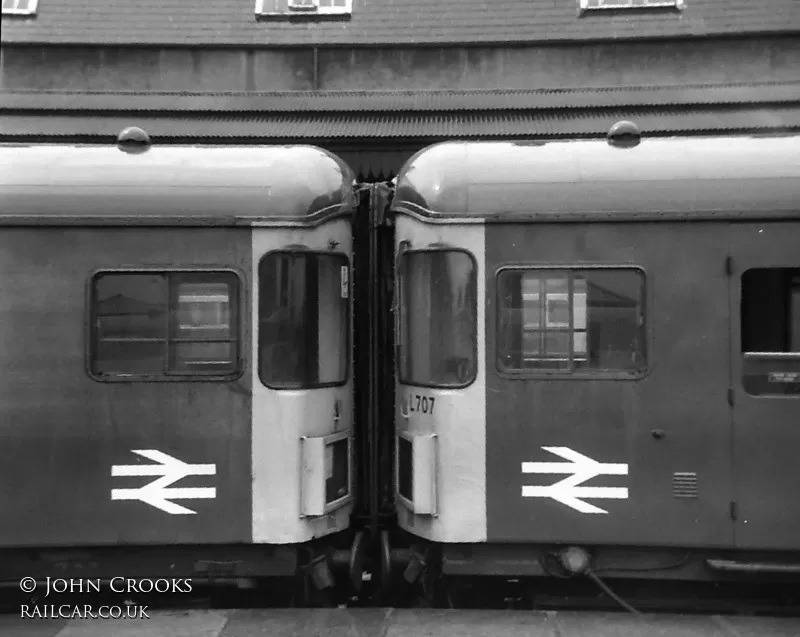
392,135,800,221
3,82,799,112
2,0,799,46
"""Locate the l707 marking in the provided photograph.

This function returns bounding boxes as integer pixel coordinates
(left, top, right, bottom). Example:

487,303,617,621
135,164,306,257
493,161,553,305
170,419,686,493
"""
408,393,435,415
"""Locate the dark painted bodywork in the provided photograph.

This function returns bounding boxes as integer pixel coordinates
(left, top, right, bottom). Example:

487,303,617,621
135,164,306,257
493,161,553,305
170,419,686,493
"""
0,142,356,548
0,227,253,546
392,134,800,552
729,222,800,550
484,222,733,546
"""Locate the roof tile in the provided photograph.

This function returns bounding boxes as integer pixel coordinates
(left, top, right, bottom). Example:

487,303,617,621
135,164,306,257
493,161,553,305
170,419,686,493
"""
1,0,798,46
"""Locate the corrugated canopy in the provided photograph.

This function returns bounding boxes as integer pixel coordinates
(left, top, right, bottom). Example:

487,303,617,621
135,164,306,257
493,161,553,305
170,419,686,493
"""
2,82,798,181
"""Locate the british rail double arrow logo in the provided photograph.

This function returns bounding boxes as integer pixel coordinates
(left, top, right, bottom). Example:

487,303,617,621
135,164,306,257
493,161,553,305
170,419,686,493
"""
111,449,216,515
521,447,628,514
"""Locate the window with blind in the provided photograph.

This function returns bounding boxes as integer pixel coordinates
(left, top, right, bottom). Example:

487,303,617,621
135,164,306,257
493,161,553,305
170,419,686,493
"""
90,271,240,380
497,267,646,376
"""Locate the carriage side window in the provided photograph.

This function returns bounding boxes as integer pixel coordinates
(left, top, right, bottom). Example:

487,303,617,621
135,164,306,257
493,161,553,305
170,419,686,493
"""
397,250,478,388
90,271,240,379
497,268,646,374
259,252,349,389
741,268,800,396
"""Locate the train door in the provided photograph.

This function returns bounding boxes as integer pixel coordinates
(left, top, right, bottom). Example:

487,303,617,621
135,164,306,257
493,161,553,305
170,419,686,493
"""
484,222,734,548
251,220,355,543
392,215,488,542
730,222,800,550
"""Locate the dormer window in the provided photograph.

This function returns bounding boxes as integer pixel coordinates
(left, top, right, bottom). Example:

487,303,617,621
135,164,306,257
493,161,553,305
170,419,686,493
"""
579,0,684,11
255,0,352,16
1,0,38,15
288,0,318,10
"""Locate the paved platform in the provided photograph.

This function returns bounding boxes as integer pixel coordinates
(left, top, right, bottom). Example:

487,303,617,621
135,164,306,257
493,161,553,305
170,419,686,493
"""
1,608,800,637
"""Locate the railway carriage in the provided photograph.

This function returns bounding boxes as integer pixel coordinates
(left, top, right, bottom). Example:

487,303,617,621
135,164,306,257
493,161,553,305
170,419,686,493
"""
0,130,358,593
5,123,800,604
388,130,800,587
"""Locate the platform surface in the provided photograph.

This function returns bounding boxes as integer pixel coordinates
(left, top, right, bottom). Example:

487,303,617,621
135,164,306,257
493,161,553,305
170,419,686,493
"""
2,608,800,637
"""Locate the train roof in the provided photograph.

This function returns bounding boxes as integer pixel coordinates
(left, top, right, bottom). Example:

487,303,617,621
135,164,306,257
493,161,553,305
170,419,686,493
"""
0,139,356,226
391,133,800,222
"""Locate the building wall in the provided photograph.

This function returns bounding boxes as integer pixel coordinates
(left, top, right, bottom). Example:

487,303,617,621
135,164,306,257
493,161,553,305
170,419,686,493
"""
2,36,799,92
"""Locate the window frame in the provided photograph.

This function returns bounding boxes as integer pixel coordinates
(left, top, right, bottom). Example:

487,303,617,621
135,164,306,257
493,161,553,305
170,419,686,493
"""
86,267,245,384
395,246,479,390
579,0,684,12
257,249,351,391
254,0,352,16
495,263,650,380
1,0,38,16
740,267,800,398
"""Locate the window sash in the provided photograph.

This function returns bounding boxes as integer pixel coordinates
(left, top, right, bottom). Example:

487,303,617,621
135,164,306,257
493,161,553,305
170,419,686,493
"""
579,0,683,10
397,249,478,388
497,267,646,375
741,268,800,396
258,251,350,389
255,0,351,15
2,0,39,15
90,271,239,379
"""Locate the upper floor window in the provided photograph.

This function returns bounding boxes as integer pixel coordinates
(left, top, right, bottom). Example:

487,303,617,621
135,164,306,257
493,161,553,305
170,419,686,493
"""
259,251,349,389
2,0,38,15
90,271,241,381
255,0,352,16
497,267,646,376
397,249,478,388
579,0,683,11
741,268,800,396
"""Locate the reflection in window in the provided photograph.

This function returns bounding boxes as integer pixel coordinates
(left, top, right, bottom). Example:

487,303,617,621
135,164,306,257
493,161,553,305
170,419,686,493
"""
497,268,645,373
398,250,477,387
741,268,800,396
259,252,349,389
91,272,239,378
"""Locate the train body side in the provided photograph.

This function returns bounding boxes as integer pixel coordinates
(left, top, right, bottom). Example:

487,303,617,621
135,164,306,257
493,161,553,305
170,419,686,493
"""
0,225,253,546
390,134,800,578
0,143,357,556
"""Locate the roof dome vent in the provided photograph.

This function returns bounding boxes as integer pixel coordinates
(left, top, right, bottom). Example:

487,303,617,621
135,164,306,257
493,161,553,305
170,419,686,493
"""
117,126,151,154
607,120,641,149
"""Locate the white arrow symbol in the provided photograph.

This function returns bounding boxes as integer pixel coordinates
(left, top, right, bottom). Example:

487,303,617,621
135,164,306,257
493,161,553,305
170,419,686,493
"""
111,449,216,515
521,446,628,514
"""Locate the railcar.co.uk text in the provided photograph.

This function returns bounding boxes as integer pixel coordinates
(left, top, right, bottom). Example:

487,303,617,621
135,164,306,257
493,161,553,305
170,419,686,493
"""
21,604,150,619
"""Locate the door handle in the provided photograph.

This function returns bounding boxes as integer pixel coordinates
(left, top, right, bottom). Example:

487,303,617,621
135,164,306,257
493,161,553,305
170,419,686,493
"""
400,396,410,419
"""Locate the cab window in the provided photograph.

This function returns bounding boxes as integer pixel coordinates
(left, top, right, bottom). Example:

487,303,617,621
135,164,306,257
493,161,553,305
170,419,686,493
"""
497,267,646,375
397,249,477,388
90,271,240,380
259,251,349,389
741,268,800,396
